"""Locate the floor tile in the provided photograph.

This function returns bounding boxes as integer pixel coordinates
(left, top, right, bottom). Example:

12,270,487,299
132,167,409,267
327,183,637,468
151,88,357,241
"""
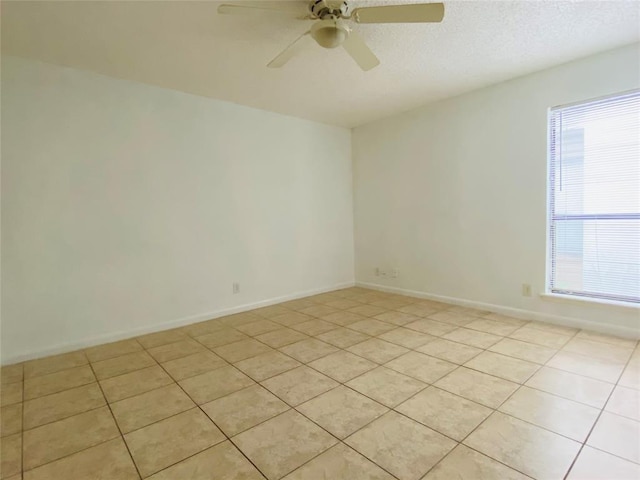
619,358,640,390
180,318,227,337
347,338,408,364
348,319,396,336
111,383,194,433
236,319,282,336
146,339,206,363
202,384,289,436
346,367,427,408
427,311,477,327
465,318,521,336
234,351,301,381
482,313,526,326
308,351,377,382
396,386,492,441
24,364,95,400
464,411,581,479
0,382,22,406
316,327,370,348
137,329,189,349
405,319,457,336
23,437,139,480
24,351,88,379
397,304,438,317
563,337,634,363
24,383,105,429
255,328,308,348
279,339,339,363
547,351,625,383
324,298,363,310
606,385,640,421
488,337,557,364
100,365,173,403
345,411,455,480
567,445,640,480
423,444,529,480
574,330,637,349
23,406,119,470
233,410,337,480
261,366,338,406
1,434,21,478
283,443,394,480
252,305,291,318
508,325,572,349
525,366,614,408
1,365,23,385
297,386,388,438
347,305,387,317
378,327,436,349
124,408,225,478
434,367,519,408
464,351,539,383
1,403,22,437
179,365,254,404
499,386,600,441
195,328,248,349
92,351,156,380
213,339,273,363
291,319,338,336
417,339,482,364
298,305,339,318
374,311,421,326
85,339,143,363
587,411,640,463
160,351,227,381
147,441,265,480
220,312,263,327
270,311,313,327
385,352,457,384
525,320,578,336
321,311,368,326
442,328,502,349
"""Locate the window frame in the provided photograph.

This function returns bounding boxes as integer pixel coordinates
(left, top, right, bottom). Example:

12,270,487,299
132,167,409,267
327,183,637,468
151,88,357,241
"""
545,89,640,306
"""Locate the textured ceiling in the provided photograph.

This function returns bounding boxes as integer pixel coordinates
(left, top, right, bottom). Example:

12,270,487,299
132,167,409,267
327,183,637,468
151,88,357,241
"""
2,0,639,127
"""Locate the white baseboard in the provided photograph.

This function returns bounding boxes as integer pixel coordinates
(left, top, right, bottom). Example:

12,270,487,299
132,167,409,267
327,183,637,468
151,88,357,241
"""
2,281,355,365
357,281,640,340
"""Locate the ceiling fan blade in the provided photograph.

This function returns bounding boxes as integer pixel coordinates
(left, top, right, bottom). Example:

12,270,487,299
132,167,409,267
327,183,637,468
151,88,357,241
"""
342,31,380,71
218,2,310,18
351,3,444,24
268,31,311,68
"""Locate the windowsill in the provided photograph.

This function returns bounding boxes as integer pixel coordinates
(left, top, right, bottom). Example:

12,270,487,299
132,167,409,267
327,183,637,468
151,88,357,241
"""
540,292,640,310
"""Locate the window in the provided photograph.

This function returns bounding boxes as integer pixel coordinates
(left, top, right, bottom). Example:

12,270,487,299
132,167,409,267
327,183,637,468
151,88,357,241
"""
548,90,640,304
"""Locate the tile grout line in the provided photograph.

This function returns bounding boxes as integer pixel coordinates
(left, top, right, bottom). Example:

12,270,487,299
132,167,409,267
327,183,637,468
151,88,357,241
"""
562,341,640,479
7,289,638,479
149,352,273,480
85,354,145,480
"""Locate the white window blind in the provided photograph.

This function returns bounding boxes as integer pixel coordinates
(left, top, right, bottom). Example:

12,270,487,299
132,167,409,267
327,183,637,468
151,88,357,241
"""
548,90,640,304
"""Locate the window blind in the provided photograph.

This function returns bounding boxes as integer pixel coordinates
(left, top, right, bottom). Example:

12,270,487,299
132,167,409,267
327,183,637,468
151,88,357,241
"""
548,90,640,304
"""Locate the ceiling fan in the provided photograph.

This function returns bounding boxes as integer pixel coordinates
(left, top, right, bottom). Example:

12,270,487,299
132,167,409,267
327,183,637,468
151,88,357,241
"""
217,1,445,71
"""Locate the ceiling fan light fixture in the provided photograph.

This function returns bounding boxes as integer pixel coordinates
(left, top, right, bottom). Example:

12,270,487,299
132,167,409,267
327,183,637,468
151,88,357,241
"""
310,19,349,49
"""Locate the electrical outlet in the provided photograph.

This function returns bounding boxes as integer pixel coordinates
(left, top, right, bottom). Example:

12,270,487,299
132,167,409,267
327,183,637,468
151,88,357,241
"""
233,282,240,294
522,284,532,297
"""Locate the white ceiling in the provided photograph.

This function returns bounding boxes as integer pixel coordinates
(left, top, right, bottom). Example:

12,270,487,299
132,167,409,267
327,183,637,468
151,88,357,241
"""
2,0,639,127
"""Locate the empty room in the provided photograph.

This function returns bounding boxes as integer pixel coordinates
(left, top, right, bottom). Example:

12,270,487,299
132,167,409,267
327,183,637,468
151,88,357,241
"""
1,1,639,479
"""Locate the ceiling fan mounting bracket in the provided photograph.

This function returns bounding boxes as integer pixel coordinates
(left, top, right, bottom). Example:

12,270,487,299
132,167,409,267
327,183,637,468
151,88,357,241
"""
309,0,349,20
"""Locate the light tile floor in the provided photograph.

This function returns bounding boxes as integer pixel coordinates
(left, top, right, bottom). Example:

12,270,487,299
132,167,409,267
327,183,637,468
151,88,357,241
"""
1,287,639,479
